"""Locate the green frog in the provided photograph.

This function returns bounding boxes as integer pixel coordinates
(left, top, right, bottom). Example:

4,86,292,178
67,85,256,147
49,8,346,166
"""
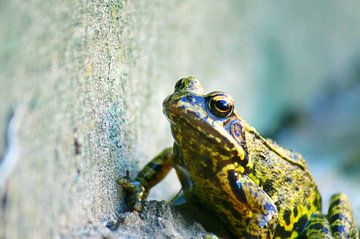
119,77,358,239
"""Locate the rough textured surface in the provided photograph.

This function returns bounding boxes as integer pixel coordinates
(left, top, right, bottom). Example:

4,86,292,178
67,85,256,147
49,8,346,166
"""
0,0,178,237
1,0,360,238
0,1,233,237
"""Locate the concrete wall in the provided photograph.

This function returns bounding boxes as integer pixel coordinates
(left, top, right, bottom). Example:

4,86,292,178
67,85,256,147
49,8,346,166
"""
0,1,232,237
0,0,178,237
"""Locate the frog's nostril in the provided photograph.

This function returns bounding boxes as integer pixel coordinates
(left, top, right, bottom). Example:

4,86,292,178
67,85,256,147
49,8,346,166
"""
186,95,195,103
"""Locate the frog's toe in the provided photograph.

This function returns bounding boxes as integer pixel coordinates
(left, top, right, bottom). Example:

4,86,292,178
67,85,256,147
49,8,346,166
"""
133,201,143,212
118,178,135,191
118,178,147,211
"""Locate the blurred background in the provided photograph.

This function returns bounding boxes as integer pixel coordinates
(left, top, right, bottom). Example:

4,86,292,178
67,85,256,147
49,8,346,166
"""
1,0,359,237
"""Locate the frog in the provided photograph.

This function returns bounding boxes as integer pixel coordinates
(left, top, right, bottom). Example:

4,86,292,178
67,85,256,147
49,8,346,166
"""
119,77,358,239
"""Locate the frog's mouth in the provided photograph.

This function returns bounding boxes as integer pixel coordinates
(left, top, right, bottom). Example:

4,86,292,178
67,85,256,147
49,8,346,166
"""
170,108,240,152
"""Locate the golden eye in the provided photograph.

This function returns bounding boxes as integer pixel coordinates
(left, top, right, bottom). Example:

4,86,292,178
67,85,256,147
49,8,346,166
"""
208,94,234,118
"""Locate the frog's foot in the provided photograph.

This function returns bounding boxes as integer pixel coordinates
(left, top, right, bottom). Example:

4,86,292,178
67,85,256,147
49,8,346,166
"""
118,178,147,211
246,213,278,239
301,193,358,239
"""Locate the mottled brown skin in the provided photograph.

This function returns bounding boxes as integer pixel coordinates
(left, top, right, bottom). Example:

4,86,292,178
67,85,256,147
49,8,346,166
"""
119,77,358,239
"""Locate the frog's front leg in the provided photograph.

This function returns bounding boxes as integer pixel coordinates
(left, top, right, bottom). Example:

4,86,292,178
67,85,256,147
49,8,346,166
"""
119,147,174,211
301,193,358,239
222,170,279,239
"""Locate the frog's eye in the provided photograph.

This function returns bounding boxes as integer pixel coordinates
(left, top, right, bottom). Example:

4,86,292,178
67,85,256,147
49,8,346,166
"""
208,93,234,118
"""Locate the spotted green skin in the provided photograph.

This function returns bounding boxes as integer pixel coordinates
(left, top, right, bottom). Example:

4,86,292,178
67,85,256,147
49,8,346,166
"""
120,77,358,239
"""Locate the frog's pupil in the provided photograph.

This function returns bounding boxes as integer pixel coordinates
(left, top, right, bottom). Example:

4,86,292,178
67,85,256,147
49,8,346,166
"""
208,96,233,118
215,99,229,111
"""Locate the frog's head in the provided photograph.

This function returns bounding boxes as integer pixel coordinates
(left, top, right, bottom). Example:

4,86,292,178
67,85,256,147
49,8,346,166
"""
163,77,247,171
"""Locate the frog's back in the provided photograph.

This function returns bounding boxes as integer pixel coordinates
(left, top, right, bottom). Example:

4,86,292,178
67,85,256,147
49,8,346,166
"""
247,133,322,238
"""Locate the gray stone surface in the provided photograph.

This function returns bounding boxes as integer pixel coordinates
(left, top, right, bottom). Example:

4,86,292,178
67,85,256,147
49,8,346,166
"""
0,0,181,237
1,0,360,238
0,0,234,238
